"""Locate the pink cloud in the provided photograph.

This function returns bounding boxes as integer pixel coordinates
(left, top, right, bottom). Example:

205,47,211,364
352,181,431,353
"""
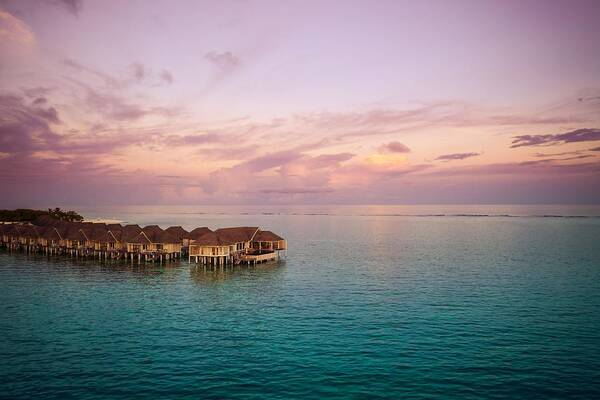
0,9,35,46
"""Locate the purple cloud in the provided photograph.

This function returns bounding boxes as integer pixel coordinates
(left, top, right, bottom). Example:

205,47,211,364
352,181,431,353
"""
0,92,163,158
295,101,586,142
65,59,173,88
169,133,224,145
380,141,411,153
80,85,178,121
259,187,334,195
0,94,61,154
32,97,47,105
63,58,121,87
431,160,600,176
22,87,54,98
54,0,82,16
130,62,145,83
205,51,240,70
84,88,147,120
160,69,173,84
435,152,480,161
524,155,595,165
534,150,583,158
203,149,355,198
308,153,355,168
130,63,173,86
511,128,600,148
578,96,600,102
33,105,61,124
240,150,302,172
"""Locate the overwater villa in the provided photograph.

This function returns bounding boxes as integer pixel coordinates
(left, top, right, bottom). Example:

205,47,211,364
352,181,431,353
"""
186,226,287,265
0,218,287,265
165,226,190,246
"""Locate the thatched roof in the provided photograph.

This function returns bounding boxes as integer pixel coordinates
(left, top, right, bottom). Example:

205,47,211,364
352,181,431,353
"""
20,225,43,239
253,230,284,242
85,226,109,241
4,224,24,236
78,222,102,239
129,225,180,244
107,223,122,231
91,229,118,243
121,225,142,242
1,224,15,235
188,227,212,241
41,227,63,241
2,217,284,248
214,227,258,243
64,226,87,241
193,231,230,246
107,228,122,242
143,226,166,243
165,226,189,240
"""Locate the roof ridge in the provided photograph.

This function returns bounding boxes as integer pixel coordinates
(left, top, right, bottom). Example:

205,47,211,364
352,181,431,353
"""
249,227,259,242
140,231,152,244
78,228,90,242
53,227,63,240
108,230,119,242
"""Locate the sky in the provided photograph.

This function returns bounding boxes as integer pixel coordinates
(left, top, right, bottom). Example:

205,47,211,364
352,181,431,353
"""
0,0,599,206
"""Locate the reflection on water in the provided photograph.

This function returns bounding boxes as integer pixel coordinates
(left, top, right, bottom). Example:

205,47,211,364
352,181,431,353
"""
2,249,285,286
1,250,183,282
189,262,284,285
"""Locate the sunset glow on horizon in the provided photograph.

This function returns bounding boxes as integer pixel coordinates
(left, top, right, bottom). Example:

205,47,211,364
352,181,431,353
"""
1,0,599,206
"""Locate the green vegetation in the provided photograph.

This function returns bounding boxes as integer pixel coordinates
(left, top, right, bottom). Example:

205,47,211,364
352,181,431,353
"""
0,208,84,222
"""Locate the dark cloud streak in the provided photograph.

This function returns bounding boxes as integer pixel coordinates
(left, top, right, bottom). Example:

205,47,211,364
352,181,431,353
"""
435,152,480,161
511,128,600,148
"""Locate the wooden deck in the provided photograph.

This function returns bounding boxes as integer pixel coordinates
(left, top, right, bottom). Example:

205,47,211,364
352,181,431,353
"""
240,251,279,264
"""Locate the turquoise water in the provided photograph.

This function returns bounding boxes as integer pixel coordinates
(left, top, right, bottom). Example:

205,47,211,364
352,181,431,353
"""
1,205,600,399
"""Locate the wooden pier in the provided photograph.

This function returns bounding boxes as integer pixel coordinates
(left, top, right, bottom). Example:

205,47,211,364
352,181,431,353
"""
240,251,280,264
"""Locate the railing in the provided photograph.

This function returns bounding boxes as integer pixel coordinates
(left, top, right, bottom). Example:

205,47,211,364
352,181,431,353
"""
240,252,277,262
188,246,230,256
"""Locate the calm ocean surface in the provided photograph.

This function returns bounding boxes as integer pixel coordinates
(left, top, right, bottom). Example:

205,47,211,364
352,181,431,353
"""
1,205,600,399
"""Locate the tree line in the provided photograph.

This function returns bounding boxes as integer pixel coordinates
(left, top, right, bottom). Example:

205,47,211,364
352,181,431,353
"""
0,208,84,222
